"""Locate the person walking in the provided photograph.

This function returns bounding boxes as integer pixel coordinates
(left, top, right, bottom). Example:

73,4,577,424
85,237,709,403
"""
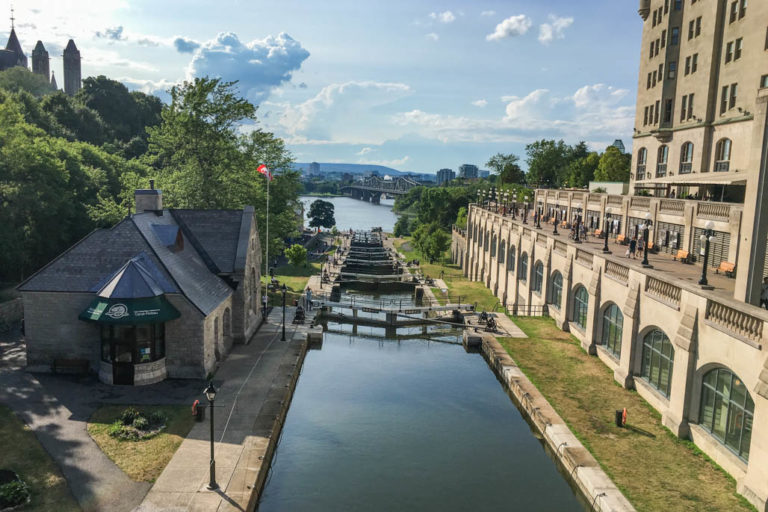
629,237,637,259
306,288,313,311
636,236,644,259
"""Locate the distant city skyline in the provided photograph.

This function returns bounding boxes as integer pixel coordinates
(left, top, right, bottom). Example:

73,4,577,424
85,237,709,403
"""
6,1,641,172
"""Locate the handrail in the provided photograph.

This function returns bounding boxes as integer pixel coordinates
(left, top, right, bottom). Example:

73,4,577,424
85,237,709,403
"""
705,299,764,344
605,261,629,282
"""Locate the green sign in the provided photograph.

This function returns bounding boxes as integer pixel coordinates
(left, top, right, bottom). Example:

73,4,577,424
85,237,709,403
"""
79,296,181,325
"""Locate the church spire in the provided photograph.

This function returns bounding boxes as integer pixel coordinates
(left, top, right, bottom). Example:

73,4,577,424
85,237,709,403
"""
50,71,58,90
10,6,14,30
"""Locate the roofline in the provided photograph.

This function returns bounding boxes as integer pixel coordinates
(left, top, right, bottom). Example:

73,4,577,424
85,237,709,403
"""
234,206,254,272
16,219,129,292
168,209,222,275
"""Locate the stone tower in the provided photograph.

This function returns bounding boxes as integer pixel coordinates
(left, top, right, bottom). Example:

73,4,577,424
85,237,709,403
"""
63,39,81,96
31,40,49,80
0,27,27,69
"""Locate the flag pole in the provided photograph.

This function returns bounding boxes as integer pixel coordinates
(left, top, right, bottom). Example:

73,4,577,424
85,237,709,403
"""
265,174,270,287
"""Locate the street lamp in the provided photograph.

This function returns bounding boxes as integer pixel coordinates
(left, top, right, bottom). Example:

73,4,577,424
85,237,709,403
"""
574,212,581,243
512,193,517,219
503,190,509,215
204,381,218,490
280,283,287,341
698,220,716,288
553,204,559,235
641,213,653,267
522,195,529,224
603,207,612,254
536,204,542,228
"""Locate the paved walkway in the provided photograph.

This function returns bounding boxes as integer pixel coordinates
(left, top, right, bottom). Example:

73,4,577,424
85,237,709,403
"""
138,306,320,511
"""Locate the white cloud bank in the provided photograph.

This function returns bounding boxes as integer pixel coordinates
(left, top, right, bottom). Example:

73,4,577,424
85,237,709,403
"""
538,15,574,45
429,11,456,23
486,15,532,41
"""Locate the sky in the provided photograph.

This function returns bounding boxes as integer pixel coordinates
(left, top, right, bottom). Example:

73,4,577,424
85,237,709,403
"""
5,0,643,173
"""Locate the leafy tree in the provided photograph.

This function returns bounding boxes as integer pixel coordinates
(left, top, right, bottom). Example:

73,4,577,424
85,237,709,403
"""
567,152,600,188
0,67,55,97
412,222,450,263
285,244,308,267
40,91,107,145
486,153,525,185
393,216,412,237
455,206,468,229
525,139,571,188
595,146,631,182
307,199,336,229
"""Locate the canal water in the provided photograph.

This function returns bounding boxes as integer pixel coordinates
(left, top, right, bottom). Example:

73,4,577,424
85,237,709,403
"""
300,196,399,232
258,308,587,510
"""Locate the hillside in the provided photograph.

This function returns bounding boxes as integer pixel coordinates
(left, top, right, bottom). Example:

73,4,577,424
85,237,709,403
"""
293,162,414,176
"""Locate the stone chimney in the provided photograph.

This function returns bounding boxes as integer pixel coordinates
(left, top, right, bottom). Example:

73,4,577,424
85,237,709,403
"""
135,180,163,213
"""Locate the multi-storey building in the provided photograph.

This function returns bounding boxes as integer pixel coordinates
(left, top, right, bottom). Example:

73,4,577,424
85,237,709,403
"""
436,168,455,185
458,164,478,179
631,0,768,305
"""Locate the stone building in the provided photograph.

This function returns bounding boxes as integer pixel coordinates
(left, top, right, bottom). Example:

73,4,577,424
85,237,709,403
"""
17,184,262,385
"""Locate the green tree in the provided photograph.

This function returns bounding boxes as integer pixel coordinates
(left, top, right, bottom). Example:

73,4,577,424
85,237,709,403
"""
567,152,600,188
486,153,525,185
595,146,631,182
308,199,336,229
455,206,468,229
412,222,450,263
525,139,571,187
285,244,308,267
393,216,412,237
0,67,55,97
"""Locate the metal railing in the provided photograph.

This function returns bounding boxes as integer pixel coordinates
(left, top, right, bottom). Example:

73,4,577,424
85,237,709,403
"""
679,162,692,174
508,304,549,317
714,161,730,173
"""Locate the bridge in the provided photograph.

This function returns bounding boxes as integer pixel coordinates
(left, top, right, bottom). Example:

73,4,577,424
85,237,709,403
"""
342,175,420,203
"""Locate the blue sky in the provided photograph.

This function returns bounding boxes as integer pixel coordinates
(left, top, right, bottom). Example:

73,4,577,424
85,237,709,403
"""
8,0,643,173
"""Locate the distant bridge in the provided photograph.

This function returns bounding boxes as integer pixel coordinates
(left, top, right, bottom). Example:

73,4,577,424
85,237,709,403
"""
341,176,420,203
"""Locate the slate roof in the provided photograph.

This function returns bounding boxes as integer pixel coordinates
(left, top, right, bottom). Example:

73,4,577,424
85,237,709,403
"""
18,208,254,316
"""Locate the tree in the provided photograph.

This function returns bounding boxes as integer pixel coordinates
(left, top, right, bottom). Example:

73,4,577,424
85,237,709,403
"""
412,222,450,263
455,207,468,229
0,67,55,97
393,216,412,237
525,139,571,187
308,199,335,229
595,146,631,182
567,152,600,188
486,153,525,185
285,244,308,267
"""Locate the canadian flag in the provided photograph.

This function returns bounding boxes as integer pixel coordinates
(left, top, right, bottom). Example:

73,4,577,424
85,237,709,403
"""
257,164,272,181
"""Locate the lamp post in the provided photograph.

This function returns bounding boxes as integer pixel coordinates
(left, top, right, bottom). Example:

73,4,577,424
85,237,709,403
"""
574,213,581,243
511,193,517,219
641,213,653,267
522,195,528,224
536,204,542,228
698,220,716,288
553,206,559,235
280,283,287,341
503,191,509,215
603,207,612,254
204,382,218,490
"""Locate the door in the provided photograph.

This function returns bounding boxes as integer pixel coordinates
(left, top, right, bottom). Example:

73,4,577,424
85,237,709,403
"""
112,342,134,385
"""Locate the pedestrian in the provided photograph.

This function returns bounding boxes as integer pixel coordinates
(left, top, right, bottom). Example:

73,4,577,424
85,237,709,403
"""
636,236,644,258
629,237,637,259
306,288,313,311
262,294,268,317
761,277,768,309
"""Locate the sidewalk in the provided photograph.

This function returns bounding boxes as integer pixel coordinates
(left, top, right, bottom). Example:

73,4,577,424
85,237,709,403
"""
137,306,321,512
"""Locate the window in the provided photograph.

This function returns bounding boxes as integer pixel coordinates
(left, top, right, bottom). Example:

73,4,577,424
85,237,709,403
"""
761,75,768,88
675,0,681,10
687,93,694,119
695,16,702,36
671,27,679,45
720,85,729,114
715,138,732,172
655,38,661,56
729,1,738,23
729,83,738,109
572,286,589,330
644,106,649,126
664,99,673,123
519,253,528,282
650,40,655,59
685,56,691,75
650,104,655,125
699,368,754,460
657,145,669,177
661,30,666,48
653,10,657,26
667,61,675,79
637,147,647,179
641,329,674,397
688,20,694,39
507,245,516,271
533,262,544,294
601,304,623,358
655,100,660,124
499,240,505,264
665,0,670,14
652,70,657,87
725,41,734,63
658,63,664,80
739,0,746,18
550,272,563,309
734,38,742,60
647,73,652,89
692,53,698,72
100,324,166,364
680,142,694,173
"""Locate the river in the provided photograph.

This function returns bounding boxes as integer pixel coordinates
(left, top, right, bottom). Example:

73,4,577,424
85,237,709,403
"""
300,196,399,232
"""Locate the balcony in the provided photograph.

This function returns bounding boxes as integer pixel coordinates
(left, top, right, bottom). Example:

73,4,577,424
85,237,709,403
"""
656,163,667,178
679,163,692,174
714,161,730,173
636,165,646,180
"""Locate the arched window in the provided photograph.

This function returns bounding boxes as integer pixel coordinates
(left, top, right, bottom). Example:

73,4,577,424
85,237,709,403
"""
491,234,497,258
680,142,693,174
499,240,506,264
549,272,563,309
636,147,647,180
714,138,731,172
641,329,674,397
601,304,623,358
532,261,544,294
507,245,516,271
519,253,528,282
572,286,588,329
484,230,490,251
656,145,669,177
699,367,754,460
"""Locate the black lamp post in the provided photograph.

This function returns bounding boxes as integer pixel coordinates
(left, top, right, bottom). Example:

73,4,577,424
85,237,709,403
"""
574,214,581,243
698,221,715,288
603,207,612,254
204,381,218,490
522,196,528,224
511,193,517,219
536,205,542,228
553,206,559,235
503,191,509,215
641,213,653,267
280,283,287,341
476,189,482,207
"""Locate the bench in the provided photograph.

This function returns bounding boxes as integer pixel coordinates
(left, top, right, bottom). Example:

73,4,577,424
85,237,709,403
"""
647,241,655,252
715,261,736,277
673,250,690,263
52,358,89,376
616,234,626,244
594,229,603,237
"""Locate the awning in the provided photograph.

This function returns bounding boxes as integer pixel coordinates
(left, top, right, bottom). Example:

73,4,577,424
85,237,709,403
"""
79,296,181,325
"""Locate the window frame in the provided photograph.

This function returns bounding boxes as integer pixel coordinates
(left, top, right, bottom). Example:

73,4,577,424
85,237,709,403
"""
640,329,675,398
699,367,754,460
519,252,528,283
532,261,544,294
572,285,589,330
601,304,624,358
550,272,563,310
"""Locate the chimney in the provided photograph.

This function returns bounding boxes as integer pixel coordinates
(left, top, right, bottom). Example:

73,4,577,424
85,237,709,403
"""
135,180,163,214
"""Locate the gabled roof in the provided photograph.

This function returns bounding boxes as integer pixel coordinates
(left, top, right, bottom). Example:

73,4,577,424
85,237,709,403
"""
93,252,177,299
170,209,248,274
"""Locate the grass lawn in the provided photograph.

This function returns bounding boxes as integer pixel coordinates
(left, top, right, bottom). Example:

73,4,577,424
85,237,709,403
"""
0,405,79,511
87,405,194,483
499,317,755,512
262,238,338,304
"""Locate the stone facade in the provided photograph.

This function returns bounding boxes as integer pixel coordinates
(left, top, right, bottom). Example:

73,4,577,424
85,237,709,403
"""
459,203,768,511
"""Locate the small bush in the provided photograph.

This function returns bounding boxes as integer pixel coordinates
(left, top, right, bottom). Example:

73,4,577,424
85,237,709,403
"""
148,411,167,426
132,416,149,430
108,408,168,442
120,407,140,426
0,480,29,508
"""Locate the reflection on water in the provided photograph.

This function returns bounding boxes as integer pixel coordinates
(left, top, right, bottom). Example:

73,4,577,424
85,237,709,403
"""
258,293,586,512
300,196,399,232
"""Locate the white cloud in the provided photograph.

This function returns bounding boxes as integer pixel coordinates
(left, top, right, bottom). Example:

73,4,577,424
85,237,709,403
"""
357,155,410,167
186,32,310,103
481,10,496,17
425,32,439,41
173,36,200,53
538,15,574,45
86,47,158,72
486,15,532,41
429,11,456,23
95,25,125,40
471,99,488,107
357,147,373,155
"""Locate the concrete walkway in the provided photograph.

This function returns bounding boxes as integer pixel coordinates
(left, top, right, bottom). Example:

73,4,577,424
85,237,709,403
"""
138,307,321,511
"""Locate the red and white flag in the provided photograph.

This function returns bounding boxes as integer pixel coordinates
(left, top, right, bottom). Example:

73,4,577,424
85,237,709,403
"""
257,164,272,181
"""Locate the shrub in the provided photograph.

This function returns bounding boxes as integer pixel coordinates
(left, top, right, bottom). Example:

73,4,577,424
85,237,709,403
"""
120,407,141,425
0,480,29,508
148,411,167,426
132,416,149,430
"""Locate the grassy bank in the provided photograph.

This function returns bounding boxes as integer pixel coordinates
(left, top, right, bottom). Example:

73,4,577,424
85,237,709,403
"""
0,405,79,511
262,236,338,304
500,318,754,512
87,405,195,482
